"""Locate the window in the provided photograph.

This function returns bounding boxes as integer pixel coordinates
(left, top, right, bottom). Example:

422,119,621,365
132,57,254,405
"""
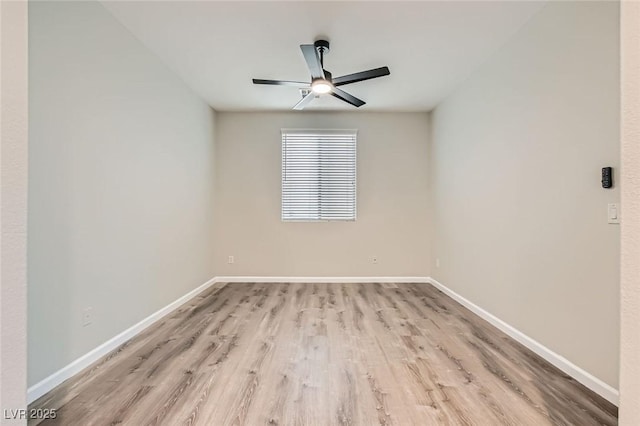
282,129,357,221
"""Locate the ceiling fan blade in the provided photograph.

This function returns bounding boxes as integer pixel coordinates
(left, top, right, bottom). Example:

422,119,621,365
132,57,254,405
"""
252,79,309,87
332,66,390,87
331,87,365,108
292,92,316,110
300,44,325,80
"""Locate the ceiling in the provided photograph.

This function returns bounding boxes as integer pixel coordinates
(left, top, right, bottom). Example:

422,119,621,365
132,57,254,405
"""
102,1,545,112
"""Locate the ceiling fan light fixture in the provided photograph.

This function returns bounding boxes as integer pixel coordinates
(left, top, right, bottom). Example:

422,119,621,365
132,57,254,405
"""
311,79,332,95
252,39,389,109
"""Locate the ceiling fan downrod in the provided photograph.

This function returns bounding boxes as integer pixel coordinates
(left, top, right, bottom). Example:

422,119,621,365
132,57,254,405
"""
314,39,330,68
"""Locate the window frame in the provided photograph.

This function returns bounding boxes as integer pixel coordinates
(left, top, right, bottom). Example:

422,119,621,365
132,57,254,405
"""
281,128,358,222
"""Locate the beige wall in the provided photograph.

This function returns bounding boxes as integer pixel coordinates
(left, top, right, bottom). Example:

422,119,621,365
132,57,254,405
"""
213,112,430,277
619,0,640,422
430,1,620,388
28,2,216,386
1,0,28,418
21,0,635,414
2,0,636,418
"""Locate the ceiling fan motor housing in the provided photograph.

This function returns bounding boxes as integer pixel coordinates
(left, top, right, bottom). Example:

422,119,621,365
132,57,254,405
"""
317,70,332,83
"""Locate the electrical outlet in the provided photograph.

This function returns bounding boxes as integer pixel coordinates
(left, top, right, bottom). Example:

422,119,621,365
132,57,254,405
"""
372,256,378,264
82,307,93,327
228,255,235,264
436,258,440,268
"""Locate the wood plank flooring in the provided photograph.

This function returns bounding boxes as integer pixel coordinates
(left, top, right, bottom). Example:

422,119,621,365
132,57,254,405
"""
29,282,618,425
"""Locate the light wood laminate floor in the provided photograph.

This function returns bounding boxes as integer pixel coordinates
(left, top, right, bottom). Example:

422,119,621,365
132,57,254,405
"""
29,282,617,425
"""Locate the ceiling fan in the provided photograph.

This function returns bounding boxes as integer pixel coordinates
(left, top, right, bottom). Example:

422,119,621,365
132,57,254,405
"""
252,39,390,110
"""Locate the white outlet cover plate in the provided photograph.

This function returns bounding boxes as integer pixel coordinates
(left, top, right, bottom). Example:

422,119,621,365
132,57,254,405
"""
82,308,93,326
608,203,620,224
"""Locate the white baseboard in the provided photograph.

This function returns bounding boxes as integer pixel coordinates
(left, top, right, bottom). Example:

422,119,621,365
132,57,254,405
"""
427,277,619,406
28,275,619,408
213,276,430,284
27,276,425,403
27,277,218,404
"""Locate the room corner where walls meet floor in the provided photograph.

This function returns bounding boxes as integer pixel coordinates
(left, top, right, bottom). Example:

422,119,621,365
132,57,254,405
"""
28,277,619,407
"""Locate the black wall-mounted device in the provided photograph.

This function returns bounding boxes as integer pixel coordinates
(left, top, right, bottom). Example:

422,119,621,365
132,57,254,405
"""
602,167,613,188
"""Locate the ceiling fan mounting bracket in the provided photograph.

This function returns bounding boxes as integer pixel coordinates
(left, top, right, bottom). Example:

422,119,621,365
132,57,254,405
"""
314,39,330,55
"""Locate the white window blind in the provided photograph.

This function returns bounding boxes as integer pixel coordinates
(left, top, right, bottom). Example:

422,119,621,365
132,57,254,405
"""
282,129,357,221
